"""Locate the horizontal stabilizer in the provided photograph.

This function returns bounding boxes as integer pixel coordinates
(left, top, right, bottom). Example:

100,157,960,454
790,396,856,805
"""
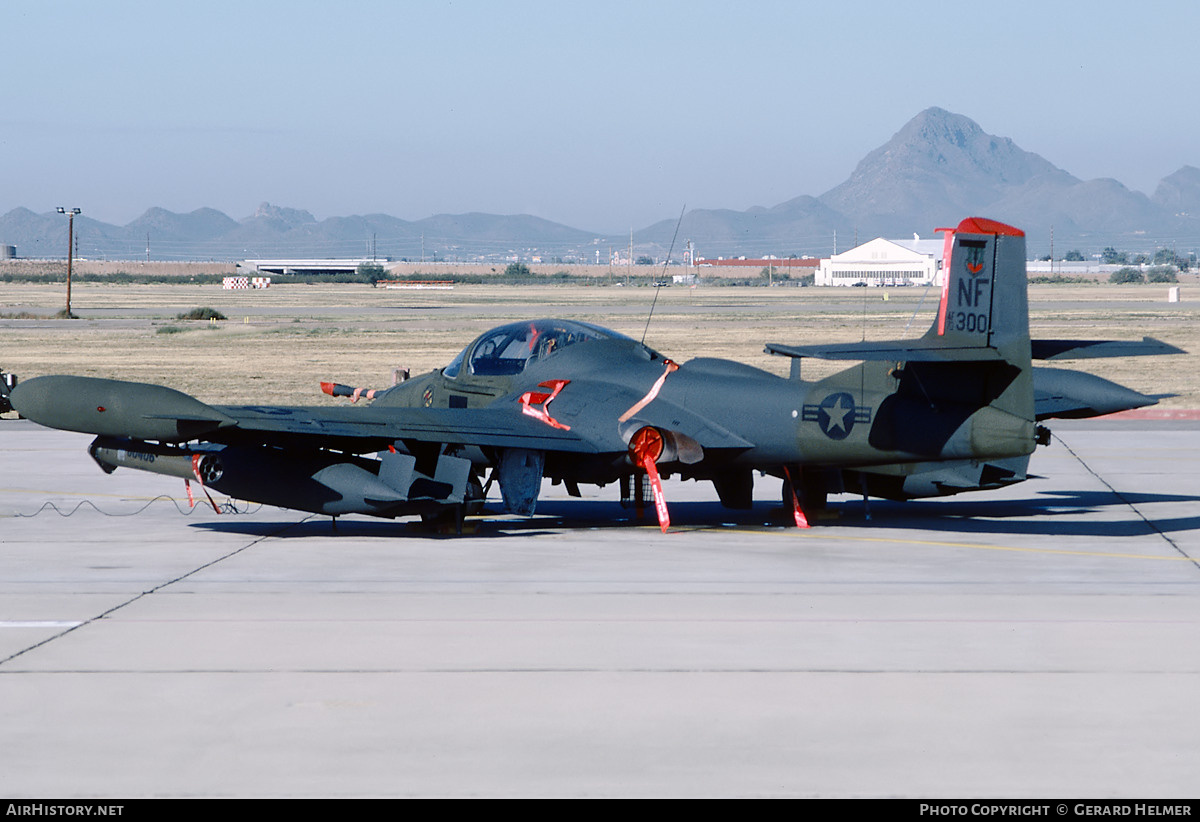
765,340,1005,363
1032,337,1185,360
769,336,1185,364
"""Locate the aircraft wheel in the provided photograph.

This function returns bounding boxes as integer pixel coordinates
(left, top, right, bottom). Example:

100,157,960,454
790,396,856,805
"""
782,472,828,513
420,505,465,534
463,475,486,517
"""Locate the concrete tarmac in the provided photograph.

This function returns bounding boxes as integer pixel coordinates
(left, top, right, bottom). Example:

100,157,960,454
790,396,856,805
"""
2,418,1199,798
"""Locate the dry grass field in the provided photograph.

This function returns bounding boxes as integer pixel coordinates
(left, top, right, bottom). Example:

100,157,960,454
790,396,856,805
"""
2,279,1197,409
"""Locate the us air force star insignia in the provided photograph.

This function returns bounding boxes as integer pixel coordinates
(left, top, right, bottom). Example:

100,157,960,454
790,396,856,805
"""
822,394,853,436
801,392,871,440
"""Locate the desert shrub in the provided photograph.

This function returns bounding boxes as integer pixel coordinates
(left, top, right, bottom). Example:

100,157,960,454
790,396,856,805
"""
176,307,227,321
1028,274,1081,284
1108,268,1144,284
356,262,386,284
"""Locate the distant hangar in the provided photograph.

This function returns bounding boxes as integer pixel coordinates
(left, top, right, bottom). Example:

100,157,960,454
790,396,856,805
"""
236,257,386,277
816,236,944,286
694,237,945,287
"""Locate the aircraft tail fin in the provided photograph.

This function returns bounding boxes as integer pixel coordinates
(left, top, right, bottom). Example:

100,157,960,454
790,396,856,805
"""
927,217,1030,365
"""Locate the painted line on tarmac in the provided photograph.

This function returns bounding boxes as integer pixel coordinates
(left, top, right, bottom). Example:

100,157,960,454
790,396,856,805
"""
680,525,1200,563
1105,408,1200,420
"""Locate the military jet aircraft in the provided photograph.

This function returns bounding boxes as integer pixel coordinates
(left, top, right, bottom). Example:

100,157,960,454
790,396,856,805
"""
9,217,1182,531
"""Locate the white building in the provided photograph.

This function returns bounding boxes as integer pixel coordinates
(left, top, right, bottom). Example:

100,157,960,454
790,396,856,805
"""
236,258,385,277
816,237,944,286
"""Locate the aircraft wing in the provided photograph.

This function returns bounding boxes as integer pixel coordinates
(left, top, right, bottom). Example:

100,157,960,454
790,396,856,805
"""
9,375,611,454
210,403,608,452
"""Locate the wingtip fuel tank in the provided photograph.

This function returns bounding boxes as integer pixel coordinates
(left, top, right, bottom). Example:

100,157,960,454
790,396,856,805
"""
10,375,236,442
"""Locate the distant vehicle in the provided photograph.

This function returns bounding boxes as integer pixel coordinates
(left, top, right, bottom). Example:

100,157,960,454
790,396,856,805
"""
10,218,1183,532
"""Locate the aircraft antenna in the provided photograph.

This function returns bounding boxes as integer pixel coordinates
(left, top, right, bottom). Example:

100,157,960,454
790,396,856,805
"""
641,205,686,345
861,284,869,341
859,283,869,405
903,281,935,337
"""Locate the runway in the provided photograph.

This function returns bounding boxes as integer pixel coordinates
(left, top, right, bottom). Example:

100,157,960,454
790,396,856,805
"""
2,418,1199,797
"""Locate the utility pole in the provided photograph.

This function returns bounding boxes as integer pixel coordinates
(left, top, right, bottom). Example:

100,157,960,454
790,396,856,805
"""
57,207,81,317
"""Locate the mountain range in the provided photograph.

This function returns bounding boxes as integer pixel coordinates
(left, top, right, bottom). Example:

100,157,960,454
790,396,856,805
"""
4,108,1199,262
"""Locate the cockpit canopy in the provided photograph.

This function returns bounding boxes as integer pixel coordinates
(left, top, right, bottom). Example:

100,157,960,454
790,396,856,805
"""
443,319,634,378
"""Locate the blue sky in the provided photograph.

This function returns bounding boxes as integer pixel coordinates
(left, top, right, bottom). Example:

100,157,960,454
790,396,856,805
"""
4,0,1197,233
